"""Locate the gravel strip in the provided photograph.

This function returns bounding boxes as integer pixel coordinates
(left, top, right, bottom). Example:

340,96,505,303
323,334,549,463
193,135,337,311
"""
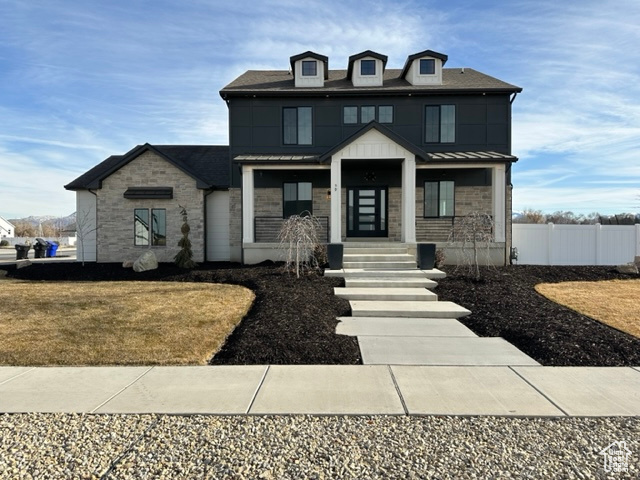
1,414,638,479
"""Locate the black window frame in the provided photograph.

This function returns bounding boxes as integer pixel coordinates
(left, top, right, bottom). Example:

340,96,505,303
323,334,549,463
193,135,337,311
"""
420,59,435,75
343,106,358,124
424,181,455,218
134,208,167,246
301,60,317,76
360,59,376,76
378,105,393,124
283,182,313,218
360,105,375,123
283,107,313,145
425,105,456,144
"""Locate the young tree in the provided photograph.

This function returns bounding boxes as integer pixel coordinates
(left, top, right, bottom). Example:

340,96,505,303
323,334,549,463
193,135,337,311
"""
174,205,197,269
278,212,322,278
449,211,495,281
75,209,97,266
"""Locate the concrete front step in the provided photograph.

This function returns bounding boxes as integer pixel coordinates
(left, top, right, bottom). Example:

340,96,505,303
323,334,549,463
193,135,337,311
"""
350,300,471,318
325,268,446,279
343,261,417,269
343,253,415,262
334,287,437,301
344,247,408,255
358,337,541,366
345,278,438,289
336,317,477,337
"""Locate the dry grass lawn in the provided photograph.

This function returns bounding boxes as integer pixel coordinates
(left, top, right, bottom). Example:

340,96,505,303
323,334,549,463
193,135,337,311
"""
535,279,640,338
0,280,255,365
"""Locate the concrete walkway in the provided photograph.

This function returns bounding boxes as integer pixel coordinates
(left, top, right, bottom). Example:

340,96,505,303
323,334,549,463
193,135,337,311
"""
1,365,639,416
327,244,539,366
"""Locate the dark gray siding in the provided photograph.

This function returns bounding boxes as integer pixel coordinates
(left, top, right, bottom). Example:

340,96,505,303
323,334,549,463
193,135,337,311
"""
229,93,512,186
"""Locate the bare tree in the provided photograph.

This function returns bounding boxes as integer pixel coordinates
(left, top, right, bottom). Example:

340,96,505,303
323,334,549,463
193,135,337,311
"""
75,209,97,266
449,212,495,281
514,208,546,224
278,212,322,278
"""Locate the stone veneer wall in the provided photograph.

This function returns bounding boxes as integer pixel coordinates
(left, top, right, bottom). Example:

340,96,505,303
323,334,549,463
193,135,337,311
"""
415,185,492,242
252,187,330,242
96,151,205,263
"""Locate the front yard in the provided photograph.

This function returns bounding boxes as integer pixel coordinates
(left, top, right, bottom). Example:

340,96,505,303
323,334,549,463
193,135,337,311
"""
0,279,254,365
2,262,639,366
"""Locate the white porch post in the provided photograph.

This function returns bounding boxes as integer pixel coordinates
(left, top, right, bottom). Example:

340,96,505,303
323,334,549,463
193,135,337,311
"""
330,157,342,243
402,155,416,243
242,165,255,243
493,164,506,243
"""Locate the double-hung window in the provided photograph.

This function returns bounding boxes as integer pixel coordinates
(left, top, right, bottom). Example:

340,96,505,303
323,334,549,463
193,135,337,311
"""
425,105,456,143
283,107,312,145
424,181,454,217
134,208,166,246
283,182,312,218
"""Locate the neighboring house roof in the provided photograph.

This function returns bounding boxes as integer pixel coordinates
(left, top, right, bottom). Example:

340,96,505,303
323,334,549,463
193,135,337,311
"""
65,144,230,191
220,67,522,97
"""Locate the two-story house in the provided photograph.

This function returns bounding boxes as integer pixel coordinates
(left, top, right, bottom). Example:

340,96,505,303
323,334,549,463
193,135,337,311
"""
65,49,521,265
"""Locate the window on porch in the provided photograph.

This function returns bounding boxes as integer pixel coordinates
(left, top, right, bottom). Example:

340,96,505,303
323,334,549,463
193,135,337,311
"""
283,182,312,217
424,181,454,217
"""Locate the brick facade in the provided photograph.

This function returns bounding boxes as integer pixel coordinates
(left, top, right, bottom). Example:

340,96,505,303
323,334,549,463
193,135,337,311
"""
96,151,205,263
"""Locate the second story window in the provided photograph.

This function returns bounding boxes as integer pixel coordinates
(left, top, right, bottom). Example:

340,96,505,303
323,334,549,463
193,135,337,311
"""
360,59,376,75
343,106,358,124
301,60,317,76
283,107,312,145
379,106,393,123
425,105,456,143
361,106,375,123
420,59,435,75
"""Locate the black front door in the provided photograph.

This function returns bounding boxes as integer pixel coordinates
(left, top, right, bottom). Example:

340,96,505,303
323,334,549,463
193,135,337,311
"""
347,187,388,237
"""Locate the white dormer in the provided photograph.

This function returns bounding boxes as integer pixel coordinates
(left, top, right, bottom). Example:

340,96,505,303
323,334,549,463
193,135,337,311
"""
401,50,448,86
290,51,328,88
347,50,387,87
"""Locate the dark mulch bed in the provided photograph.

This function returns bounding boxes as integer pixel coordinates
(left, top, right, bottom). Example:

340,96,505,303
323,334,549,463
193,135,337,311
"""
436,265,640,366
5,262,639,366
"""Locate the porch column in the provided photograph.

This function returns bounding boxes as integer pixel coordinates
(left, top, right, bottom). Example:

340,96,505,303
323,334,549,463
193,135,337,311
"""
493,164,506,242
242,165,255,243
401,155,416,243
330,157,342,243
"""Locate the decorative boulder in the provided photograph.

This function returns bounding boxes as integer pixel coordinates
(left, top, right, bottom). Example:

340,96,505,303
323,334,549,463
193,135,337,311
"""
133,250,158,272
615,262,639,274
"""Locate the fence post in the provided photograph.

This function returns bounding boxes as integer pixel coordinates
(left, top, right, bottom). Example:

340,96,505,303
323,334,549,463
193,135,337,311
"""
636,224,640,257
595,223,602,265
547,222,554,265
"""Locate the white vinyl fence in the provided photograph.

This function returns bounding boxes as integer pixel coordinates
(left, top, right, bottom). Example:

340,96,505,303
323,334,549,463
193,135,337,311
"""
512,223,640,265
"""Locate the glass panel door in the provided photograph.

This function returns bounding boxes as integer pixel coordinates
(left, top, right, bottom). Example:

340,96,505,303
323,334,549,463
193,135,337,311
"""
346,187,388,237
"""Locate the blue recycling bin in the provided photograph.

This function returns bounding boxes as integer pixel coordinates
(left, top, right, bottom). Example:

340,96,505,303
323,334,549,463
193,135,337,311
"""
46,243,59,257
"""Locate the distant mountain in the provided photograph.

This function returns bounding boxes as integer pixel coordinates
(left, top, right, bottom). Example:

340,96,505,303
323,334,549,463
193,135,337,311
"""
9,213,76,228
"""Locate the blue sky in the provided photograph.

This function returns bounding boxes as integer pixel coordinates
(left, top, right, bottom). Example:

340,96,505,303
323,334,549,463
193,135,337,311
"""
1,0,638,219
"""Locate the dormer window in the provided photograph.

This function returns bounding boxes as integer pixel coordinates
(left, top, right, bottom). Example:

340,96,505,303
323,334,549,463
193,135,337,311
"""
401,49,447,86
419,59,435,75
290,51,328,87
302,60,317,76
360,60,376,76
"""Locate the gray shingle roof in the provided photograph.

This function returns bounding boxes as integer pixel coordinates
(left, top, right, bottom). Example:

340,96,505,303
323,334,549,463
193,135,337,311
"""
65,145,230,191
220,68,521,97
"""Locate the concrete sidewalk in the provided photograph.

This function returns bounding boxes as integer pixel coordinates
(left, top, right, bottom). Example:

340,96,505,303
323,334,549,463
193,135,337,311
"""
1,365,639,417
